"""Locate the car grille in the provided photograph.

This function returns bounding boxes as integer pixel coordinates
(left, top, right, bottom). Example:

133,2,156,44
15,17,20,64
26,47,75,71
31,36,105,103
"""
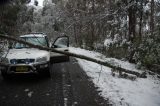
10,59,35,64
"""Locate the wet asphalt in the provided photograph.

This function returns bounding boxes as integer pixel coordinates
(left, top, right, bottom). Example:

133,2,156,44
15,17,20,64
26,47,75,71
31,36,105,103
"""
0,58,109,106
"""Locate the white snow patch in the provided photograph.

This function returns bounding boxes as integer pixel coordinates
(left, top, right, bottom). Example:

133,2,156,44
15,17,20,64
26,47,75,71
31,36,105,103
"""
24,88,29,92
144,4,150,13
69,47,160,106
46,93,50,96
28,91,34,98
104,34,120,48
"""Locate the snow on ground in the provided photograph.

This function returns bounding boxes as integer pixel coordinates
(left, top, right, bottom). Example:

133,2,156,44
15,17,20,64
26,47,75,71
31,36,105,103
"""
69,47,160,106
24,88,34,98
27,91,34,98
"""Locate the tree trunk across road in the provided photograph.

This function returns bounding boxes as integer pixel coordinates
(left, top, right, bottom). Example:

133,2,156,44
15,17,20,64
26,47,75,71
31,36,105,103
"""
0,34,146,78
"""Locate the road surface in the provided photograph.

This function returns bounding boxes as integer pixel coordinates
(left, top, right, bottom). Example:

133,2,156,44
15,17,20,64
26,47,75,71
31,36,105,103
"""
0,58,109,106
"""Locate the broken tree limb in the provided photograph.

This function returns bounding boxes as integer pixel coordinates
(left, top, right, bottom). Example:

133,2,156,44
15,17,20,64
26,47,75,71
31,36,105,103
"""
0,34,146,78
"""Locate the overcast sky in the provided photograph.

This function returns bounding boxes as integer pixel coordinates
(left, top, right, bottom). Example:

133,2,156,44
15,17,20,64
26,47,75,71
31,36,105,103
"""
29,0,44,7
37,0,44,6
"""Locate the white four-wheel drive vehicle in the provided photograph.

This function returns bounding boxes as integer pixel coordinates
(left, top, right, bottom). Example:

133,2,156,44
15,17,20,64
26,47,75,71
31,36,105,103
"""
0,33,69,78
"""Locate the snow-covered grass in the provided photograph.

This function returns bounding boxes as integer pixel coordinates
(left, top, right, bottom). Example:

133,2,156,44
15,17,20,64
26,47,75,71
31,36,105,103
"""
69,47,160,106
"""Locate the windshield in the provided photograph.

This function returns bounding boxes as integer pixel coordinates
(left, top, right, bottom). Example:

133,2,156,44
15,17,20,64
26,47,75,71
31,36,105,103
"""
14,37,48,49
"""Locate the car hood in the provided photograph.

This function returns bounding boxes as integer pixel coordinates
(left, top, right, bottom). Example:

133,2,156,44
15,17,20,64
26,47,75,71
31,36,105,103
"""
6,48,50,59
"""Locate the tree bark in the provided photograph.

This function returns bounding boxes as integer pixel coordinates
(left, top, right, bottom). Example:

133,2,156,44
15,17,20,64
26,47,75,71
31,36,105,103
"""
128,0,137,42
0,34,146,78
139,0,143,42
150,0,154,36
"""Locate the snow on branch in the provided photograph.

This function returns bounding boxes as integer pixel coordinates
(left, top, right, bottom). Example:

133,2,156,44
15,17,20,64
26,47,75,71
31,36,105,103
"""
0,34,146,78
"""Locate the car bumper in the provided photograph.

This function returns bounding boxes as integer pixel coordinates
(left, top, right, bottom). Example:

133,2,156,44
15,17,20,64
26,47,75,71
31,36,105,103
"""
0,62,49,74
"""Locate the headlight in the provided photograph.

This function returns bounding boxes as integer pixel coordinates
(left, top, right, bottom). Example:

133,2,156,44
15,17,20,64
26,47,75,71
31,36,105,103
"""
0,57,9,63
36,56,47,62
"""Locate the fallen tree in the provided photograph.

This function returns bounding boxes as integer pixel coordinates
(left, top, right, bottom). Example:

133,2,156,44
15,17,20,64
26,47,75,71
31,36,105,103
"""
0,34,146,78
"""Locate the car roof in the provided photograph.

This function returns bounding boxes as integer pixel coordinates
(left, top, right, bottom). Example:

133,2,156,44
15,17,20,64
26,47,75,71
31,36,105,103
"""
20,33,47,38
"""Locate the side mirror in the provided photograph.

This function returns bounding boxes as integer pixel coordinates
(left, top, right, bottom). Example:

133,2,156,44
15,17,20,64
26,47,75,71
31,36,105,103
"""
51,36,69,48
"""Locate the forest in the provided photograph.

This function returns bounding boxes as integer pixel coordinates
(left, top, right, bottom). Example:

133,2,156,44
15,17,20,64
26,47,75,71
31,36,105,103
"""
0,0,160,72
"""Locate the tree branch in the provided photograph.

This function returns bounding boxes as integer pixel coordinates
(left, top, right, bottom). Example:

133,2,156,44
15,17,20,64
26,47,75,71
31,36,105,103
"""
0,34,146,78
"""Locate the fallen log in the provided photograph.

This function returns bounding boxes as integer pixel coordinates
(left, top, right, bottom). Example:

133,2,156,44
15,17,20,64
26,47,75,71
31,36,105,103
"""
0,34,146,78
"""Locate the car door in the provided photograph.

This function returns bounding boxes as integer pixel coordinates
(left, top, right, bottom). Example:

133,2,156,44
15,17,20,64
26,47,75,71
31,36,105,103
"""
50,36,69,63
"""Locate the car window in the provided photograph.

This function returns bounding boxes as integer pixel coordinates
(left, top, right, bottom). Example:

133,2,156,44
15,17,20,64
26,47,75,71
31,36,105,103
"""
54,37,68,48
14,37,48,49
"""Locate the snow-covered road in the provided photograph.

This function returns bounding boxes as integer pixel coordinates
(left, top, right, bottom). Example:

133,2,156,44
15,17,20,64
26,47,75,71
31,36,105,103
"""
70,47,160,106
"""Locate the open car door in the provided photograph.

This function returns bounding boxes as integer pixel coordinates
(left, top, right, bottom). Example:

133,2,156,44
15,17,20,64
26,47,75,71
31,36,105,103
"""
50,36,69,63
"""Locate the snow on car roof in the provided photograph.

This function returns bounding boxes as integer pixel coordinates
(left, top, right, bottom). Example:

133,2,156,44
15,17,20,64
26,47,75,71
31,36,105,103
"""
20,33,47,38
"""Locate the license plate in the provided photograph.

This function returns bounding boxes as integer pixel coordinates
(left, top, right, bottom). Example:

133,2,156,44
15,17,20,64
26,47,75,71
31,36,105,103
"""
16,66,28,72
